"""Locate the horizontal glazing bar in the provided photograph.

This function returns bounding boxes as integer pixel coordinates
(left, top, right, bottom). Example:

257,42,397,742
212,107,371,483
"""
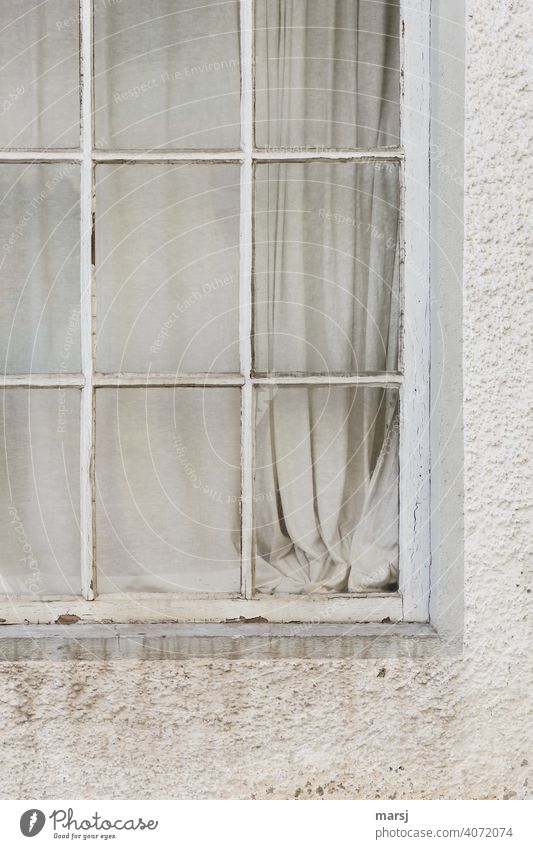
0,149,404,165
0,151,83,161
0,375,403,388
93,373,245,386
0,375,85,387
254,148,404,161
0,150,404,161
252,374,403,386
93,150,244,162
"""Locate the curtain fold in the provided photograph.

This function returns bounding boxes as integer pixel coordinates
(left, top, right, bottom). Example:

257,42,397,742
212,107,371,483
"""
254,161,400,375
255,0,400,149
255,386,399,594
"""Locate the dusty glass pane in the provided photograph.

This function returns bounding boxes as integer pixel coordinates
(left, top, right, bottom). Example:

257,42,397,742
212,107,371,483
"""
254,161,400,375
0,389,80,595
254,385,399,594
94,0,241,149
255,0,400,149
95,164,240,373
0,0,80,148
0,164,81,374
96,388,241,593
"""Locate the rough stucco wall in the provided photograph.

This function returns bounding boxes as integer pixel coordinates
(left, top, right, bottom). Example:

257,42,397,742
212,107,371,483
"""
0,0,532,799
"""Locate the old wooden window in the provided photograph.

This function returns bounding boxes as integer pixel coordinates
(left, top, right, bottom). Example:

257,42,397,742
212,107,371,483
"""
0,0,430,626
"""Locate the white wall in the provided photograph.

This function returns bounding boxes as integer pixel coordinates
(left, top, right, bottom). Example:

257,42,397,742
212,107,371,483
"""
0,0,531,799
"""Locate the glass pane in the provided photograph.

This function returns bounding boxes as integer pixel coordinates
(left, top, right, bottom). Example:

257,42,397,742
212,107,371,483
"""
0,0,80,148
0,164,81,374
0,389,80,595
95,164,240,373
254,386,399,594
94,0,241,150
255,0,400,149
254,161,400,375
96,388,241,593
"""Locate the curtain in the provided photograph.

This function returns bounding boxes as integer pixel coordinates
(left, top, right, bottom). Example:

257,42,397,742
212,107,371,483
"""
254,161,400,374
0,389,80,595
0,0,80,148
253,161,400,594
0,164,80,374
255,386,399,594
255,0,400,149
0,162,80,595
95,388,241,593
0,1,401,599
95,163,240,374
94,0,241,150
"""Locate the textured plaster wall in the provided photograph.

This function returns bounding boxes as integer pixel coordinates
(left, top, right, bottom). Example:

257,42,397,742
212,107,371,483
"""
0,0,532,799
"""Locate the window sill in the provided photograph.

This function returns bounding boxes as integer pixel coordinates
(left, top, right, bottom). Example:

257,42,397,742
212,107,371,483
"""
0,622,439,661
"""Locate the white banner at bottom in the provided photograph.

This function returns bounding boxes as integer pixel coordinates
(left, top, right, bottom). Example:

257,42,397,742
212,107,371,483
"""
0,799,531,849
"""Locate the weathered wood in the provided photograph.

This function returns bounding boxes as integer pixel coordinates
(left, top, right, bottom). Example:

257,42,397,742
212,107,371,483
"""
398,0,432,621
80,0,95,601
240,0,254,599
0,593,403,625
0,622,439,661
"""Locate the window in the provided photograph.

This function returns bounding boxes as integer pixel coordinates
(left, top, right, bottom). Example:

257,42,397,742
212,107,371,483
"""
0,0,430,627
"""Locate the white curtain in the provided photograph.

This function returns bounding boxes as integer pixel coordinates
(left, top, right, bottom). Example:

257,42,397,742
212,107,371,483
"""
95,163,240,374
0,162,81,595
95,388,241,594
255,0,400,149
94,0,241,150
253,159,400,594
0,0,80,148
0,389,80,595
254,161,400,374
0,1,401,599
0,164,81,374
255,386,399,594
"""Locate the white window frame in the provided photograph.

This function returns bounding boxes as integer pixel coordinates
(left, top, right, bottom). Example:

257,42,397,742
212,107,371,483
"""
0,0,431,627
